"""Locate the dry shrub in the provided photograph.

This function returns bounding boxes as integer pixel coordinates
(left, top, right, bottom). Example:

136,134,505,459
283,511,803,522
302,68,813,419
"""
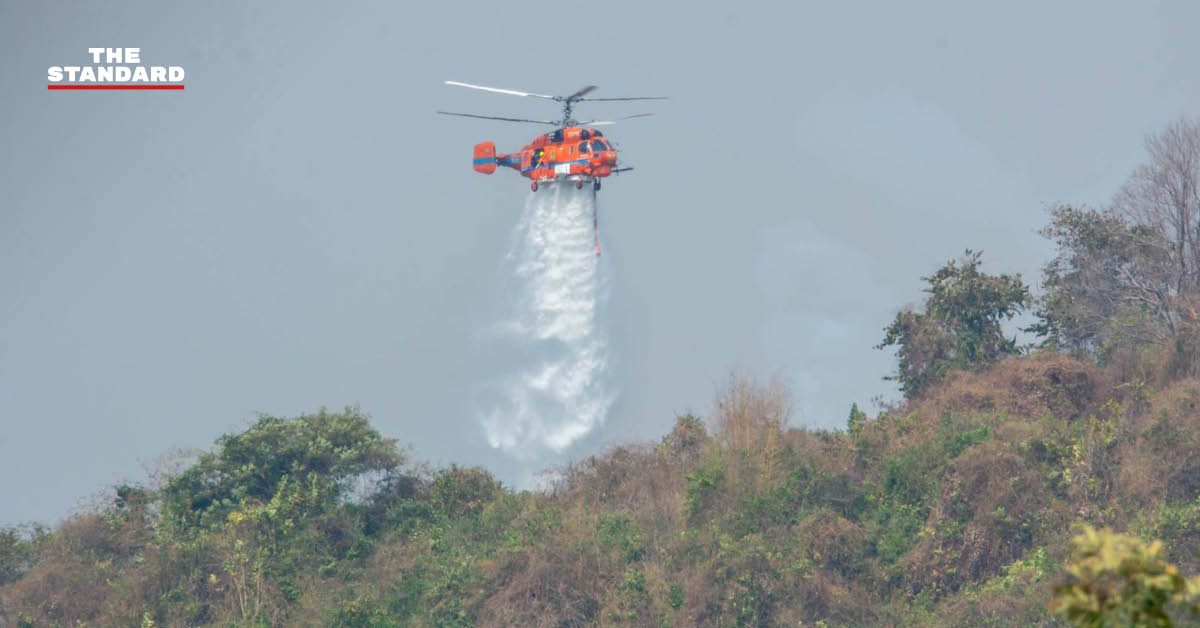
476,487,667,626
657,414,710,467
681,539,786,626
906,436,1062,594
784,428,859,480
713,374,791,501
779,570,878,627
793,509,869,581
935,573,1053,628
477,541,607,626
555,444,685,546
715,373,789,453
1103,326,1200,387
594,562,664,626
3,509,145,625
557,445,657,507
919,353,1102,423
682,553,869,627
1117,380,1200,507
972,589,1044,623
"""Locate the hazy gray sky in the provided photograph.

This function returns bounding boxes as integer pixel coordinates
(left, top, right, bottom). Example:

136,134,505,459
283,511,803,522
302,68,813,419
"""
3,1,1199,525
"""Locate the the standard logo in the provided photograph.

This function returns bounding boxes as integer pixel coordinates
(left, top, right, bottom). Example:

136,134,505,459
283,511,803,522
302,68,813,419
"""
48,48,185,90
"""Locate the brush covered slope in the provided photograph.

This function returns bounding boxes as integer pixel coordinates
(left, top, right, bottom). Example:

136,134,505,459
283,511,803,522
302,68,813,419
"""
4,350,1200,626
9,117,1200,627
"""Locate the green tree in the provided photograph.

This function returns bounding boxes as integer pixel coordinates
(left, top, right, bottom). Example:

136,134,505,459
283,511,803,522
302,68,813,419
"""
846,403,867,436
878,250,1031,398
1034,119,1200,358
162,407,403,532
1033,204,1175,355
0,525,45,585
1052,525,1200,627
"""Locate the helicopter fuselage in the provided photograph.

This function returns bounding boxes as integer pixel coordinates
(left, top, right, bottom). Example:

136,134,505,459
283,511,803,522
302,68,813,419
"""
473,126,619,190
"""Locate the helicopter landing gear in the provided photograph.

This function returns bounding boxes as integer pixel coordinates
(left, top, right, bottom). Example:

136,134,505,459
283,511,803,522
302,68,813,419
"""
531,181,538,192
575,179,583,190
593,179,601,191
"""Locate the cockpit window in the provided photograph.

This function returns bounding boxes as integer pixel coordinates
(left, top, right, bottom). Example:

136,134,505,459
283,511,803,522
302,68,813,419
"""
593,130,603,137
591,140,606,152
580,129,591,140
578,142,590,153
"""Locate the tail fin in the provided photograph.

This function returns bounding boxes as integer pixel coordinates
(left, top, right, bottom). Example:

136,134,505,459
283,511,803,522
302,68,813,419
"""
473,141,497,174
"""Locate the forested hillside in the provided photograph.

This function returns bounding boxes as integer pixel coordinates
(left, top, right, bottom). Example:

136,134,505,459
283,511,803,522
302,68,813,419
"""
6,119,1200,627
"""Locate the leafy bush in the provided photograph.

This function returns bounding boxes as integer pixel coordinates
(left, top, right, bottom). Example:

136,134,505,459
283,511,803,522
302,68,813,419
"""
1052,525,1200,626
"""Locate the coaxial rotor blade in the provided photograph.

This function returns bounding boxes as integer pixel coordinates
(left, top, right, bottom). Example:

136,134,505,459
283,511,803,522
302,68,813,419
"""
436,111,556,125
578,96,669,101
565,85,598,101
444,80,556,100
577,113,656,125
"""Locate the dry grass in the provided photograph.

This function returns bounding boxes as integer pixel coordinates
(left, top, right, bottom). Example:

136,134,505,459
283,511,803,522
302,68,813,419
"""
919,352,1105,423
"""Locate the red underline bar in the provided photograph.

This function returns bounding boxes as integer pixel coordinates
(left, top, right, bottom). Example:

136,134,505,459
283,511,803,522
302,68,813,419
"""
47,84,184,90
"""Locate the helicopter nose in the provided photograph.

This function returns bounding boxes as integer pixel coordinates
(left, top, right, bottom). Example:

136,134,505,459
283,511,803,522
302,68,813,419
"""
603,151,617,166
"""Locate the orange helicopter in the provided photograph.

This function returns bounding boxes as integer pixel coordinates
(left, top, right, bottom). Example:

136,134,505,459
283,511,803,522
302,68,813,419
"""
437,81,666,193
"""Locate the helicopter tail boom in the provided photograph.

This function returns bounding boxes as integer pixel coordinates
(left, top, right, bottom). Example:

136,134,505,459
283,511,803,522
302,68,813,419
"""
472,141,497,174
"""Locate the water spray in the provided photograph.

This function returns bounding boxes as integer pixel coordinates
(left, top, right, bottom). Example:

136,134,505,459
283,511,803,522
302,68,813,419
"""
478,182,614,458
